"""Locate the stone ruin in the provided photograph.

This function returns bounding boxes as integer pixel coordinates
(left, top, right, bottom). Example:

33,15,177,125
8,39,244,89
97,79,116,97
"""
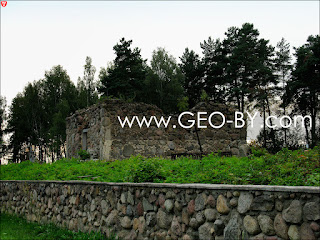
66,99,247,160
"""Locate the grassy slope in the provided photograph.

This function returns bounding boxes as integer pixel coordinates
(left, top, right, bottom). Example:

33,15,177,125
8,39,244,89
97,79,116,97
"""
0,213,113,240
1,147,319,186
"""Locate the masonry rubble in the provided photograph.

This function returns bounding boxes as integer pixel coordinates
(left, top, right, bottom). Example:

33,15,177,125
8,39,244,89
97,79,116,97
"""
66,100,248,160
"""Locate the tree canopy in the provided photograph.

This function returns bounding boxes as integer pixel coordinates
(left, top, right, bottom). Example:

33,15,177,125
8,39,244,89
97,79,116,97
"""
98,38,147,102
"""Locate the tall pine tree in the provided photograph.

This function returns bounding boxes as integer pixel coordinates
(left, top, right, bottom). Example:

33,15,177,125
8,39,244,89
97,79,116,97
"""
287,35,320,147
180,48,205,107
98,38,146,101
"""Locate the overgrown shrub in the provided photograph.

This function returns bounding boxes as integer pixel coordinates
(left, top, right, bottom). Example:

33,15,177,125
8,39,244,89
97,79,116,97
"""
306,173,320,186
249,141,268,157
129,157,166,183
77,149,90,160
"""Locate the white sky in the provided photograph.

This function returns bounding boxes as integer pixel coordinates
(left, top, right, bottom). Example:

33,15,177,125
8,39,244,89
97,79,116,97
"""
1,1,319,106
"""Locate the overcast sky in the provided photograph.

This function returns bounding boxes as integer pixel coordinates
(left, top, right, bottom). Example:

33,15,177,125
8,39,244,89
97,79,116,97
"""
1,1,319,107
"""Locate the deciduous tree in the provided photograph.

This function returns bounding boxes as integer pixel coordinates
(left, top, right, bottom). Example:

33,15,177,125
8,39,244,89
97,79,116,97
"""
145,47,184,113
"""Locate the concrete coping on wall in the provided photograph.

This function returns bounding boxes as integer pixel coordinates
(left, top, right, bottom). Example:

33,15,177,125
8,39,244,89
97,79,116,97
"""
1,180,319,194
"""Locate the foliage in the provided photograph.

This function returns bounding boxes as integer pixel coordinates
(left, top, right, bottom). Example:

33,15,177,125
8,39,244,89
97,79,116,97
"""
127,156,166,183
201,37,226,103
76,57,98,109
305,173,320,186
249,142,268,157
275,38,292,84
179,48,205,107
143,47,184,113
1,148,319,186
6,82,45,162
177,96,189,112
256,125,307,153
0,213,115,240
6,65,79,162
286,35,320,148
200,90,209,102
223,23,276,113
98,38,147,101
0,96,6,157
77,149,90,160
256,128,284,154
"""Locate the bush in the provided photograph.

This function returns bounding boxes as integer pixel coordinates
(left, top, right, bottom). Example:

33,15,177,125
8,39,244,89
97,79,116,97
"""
306,173,320,186
129,157,166,183
249,141,268,157
77,149,90,160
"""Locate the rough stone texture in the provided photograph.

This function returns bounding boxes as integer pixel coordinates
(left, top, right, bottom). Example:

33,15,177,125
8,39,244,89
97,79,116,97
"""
274,213,289,240
239,144,250,157
198,222,214,240
258,214,275,236
214,219,225,236
66,100,246,160
136,201,144,216
230,198,238,207
132,216,145,234
171,216,182,237
187,200,195,215
250,233,266,240
275,200,283,212
121,216,132,229
189,218,198,229
142,197,153,212
216,195,230,214
288,225,300,240
157,209,171,229
204,208,216,222
224,212,242,240
238,192,253,214
182,234,192,240
282,200,302,224
251,195,274,211
244,215,261,235
310,221,320,231
195,194,205,211
164,199,174,212
182,209,189,225
127,192,134,205
124,230,137,240
303,202,320,221
146,212,156,227
196,212,205,225
300,222,316,240
206,195,216,208
106,210,118,227
1,181,319,240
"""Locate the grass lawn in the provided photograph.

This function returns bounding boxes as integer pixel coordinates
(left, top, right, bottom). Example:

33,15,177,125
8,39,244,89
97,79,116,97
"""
1,147,319,186
0,213,113,240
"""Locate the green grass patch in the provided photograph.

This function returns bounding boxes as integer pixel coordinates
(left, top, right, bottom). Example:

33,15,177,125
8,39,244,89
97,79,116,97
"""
0,213,114,240
1,147,319,186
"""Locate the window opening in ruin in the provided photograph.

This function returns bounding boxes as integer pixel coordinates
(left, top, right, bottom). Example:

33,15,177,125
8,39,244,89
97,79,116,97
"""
82,129,88,150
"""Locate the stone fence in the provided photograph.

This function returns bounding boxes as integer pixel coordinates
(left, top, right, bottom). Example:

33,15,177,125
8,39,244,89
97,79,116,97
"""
1,180,319,240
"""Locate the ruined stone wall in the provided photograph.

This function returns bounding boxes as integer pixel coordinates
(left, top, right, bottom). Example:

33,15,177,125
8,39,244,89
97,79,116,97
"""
1,180,319,240
66,100,247,160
